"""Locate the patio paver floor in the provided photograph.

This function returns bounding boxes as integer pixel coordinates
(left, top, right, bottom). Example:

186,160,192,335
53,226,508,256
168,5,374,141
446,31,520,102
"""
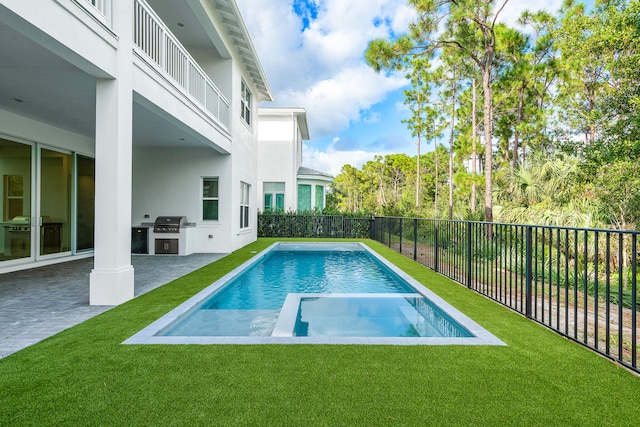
0,253,225,359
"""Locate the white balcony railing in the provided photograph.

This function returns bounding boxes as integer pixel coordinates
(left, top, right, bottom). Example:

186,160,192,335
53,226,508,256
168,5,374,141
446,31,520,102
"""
133,0,231,130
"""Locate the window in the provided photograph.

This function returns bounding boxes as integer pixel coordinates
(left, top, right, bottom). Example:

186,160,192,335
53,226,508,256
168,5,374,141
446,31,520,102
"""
240,182,250,228
263,182,285,212
241,80,252,127
202,178,219,220
4,175,24,221
297,184,311,212
315,185,324,210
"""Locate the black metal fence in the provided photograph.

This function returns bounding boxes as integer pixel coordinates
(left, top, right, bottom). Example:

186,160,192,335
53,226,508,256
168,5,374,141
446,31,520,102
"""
371,216,639,374
257,213,371,238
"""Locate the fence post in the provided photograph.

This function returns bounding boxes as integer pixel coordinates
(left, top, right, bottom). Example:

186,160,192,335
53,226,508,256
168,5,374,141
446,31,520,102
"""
434,222,439,273
370,217,375,240
413,219,418,261
399,218,403,254
525,226,533,318
467,221,472,288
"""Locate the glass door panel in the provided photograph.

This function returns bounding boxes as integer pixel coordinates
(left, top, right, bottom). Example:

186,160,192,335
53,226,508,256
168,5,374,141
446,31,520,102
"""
275,193,284,211
76,156,95,251
40,148,72,256
297,184,311,211
0,139,32,261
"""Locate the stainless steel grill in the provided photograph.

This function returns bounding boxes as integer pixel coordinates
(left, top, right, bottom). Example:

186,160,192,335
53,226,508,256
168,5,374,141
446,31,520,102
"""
10,216,30,232
153,216,187,233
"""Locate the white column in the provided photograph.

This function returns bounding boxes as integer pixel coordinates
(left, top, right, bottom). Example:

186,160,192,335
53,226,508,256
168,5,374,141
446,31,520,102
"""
90,0,134,305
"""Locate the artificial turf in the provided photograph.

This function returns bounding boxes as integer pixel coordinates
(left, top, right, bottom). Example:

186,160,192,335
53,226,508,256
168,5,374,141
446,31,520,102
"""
1,238,638,426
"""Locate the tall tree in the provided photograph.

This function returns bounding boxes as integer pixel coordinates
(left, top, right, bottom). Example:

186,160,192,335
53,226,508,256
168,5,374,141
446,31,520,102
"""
587,0,640,162
331,164,367,213
471,77,479,214
402,58,434,209
449,72,457,220
518,10,559,151
554,0,610,146
366,0,510,223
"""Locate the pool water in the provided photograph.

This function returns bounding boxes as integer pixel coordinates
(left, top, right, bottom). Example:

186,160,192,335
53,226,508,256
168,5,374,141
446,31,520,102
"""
160,245,470,338
125,242,506,345
201,250,415,310
293,296,472,338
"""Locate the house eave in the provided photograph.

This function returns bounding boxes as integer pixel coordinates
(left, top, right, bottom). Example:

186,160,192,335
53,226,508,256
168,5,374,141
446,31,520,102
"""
213,0,273,102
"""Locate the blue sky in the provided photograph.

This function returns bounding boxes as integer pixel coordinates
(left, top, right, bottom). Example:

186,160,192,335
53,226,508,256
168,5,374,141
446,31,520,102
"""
236,0,575,176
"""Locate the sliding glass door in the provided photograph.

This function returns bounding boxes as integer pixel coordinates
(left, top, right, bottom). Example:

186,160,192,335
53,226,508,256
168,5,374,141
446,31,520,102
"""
39,148,72,256
0,139,32,262
76,155,95,251
0,138,95,265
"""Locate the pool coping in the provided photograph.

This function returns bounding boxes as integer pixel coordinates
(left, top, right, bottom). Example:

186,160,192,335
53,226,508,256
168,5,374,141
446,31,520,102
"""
123,242,506,346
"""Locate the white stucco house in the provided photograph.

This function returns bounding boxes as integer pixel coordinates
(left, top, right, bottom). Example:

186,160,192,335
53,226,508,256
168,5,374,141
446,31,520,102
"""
0,0,273,304
257,107,333,213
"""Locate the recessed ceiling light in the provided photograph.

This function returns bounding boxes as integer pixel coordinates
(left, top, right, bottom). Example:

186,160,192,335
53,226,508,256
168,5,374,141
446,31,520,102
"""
10,98,23,103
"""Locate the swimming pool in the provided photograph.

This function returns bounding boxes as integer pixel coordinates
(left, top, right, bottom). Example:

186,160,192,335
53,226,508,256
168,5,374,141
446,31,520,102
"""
124,242,505,345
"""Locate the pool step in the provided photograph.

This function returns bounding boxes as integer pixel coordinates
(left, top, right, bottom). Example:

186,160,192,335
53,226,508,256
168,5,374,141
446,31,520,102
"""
162,310,280,336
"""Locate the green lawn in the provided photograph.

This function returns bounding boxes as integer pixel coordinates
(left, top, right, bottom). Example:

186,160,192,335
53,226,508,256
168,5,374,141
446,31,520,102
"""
1,238,638,426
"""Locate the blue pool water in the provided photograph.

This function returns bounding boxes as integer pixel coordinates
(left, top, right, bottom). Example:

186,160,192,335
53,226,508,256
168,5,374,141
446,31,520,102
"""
201,250,415,310
125,242,506,345
159,244,472,338
294,296,472,338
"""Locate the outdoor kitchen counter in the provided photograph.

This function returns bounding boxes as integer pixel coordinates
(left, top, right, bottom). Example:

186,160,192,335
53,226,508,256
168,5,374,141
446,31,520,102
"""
133,222,197,256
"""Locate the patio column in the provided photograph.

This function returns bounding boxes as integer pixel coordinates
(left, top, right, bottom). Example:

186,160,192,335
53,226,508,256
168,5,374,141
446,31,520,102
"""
90,0,134,305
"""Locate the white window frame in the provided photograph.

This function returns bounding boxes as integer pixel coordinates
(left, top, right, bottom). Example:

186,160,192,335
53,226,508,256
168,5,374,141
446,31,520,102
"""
202,177,219,221
240,181,250,229
240,80,252,127
263,182,285,212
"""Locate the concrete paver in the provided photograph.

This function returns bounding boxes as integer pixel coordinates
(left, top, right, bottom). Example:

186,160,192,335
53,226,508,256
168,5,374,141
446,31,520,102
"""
0,253,225,359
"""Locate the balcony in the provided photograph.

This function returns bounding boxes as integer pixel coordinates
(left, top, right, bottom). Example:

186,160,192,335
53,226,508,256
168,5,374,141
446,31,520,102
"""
132,0,231,130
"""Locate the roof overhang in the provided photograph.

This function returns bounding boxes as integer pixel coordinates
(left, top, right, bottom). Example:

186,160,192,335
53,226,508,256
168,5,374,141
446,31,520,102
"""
213,0,273,102
297,166,334,183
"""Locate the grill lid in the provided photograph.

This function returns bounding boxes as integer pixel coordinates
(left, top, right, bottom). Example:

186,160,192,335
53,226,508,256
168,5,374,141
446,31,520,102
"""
153,216,187,232
11,216,30,225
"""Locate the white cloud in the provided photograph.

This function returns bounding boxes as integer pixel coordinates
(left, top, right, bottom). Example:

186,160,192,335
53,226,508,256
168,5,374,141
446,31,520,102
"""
276,64,406,137
236,0,413,138
302,145,382,176
389,4,416,34
302,131,414,176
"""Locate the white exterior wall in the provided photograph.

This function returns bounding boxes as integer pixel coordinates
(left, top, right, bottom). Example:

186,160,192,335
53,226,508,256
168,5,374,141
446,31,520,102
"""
131,3,263,254
0,0,117,78
257,118,300,211
132,148,232,253
0,0,272,304
0,110,94,157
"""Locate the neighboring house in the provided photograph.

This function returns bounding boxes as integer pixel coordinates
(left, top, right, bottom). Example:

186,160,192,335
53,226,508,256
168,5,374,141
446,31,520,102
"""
257,108,333,213
0,0,272,305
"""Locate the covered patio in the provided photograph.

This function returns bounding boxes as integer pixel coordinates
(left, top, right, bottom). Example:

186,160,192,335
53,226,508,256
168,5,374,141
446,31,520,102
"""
0,253,225,359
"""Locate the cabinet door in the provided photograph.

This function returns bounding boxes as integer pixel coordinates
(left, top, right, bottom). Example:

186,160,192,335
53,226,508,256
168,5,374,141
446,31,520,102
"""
155,238,178,254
